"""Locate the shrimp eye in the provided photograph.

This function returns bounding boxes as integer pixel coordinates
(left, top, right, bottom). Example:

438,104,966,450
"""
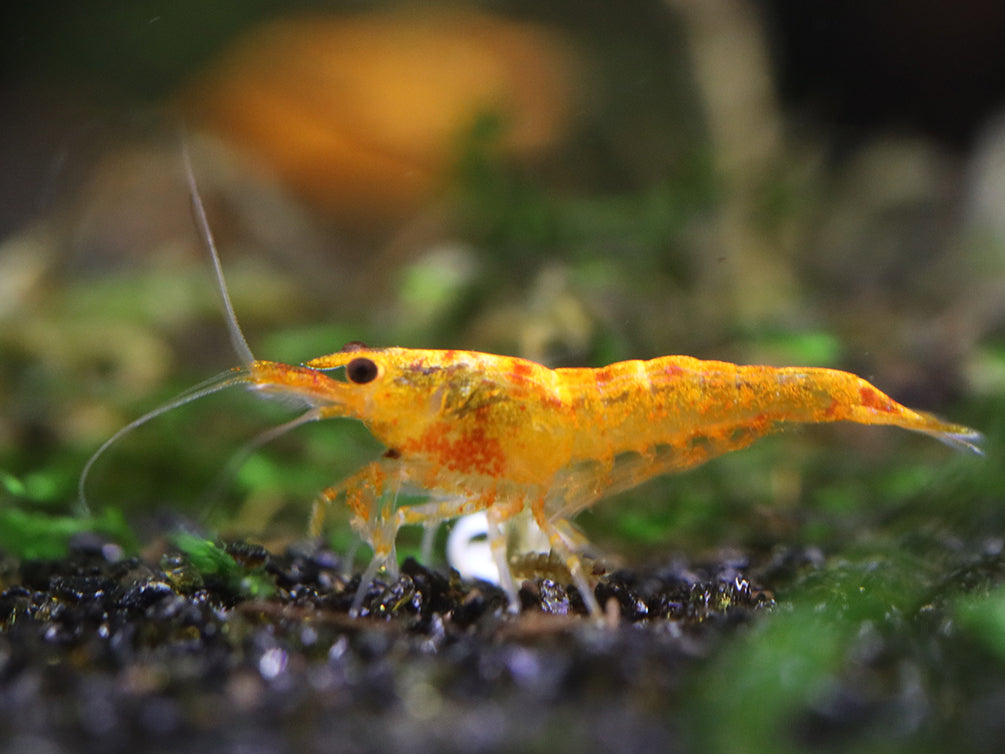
346,357,379,384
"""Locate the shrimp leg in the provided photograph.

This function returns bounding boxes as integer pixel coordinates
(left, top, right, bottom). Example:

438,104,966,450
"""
529,493,602,616
545,427,763,525
398,490,527,611
314,462,530,612
317,462,417,615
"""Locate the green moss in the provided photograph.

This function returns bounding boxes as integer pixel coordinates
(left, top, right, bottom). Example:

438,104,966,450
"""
0,505,135,561
171,533,276,598
955,585,1005,661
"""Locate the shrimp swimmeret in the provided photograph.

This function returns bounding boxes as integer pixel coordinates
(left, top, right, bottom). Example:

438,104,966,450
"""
80,159,983,618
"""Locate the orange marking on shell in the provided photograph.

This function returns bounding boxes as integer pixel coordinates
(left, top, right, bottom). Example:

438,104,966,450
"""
824,398,842,419
410,423,505,477
859,386,894,413
593,365,615,390
511,361,533,378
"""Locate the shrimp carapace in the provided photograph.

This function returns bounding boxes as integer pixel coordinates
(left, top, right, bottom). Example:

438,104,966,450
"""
292,346,981,614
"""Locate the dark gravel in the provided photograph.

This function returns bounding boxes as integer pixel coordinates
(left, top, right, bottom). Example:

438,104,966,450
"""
0,539,775,753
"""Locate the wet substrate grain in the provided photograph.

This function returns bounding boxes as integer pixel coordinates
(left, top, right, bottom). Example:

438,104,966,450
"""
0,540,775,753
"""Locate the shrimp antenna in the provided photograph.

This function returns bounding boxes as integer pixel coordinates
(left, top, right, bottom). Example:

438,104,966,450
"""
77,368,254,514
78,146,261,513
198,407,327,516
181,144,256,366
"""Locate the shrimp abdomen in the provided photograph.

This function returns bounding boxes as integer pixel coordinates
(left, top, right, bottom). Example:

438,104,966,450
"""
561,357,982,462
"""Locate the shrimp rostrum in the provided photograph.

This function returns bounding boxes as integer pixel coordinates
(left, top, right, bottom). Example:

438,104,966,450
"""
80,162,983,618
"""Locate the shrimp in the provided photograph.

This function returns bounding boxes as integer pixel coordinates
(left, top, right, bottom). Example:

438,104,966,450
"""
80,154,984,618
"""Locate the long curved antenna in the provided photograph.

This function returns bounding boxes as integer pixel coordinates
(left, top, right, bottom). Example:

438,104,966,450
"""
77,368,253,514
198,407,327,517
181,143,255,366
79,147,271,515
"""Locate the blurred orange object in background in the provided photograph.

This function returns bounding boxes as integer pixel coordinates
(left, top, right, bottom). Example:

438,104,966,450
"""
182,8,578,229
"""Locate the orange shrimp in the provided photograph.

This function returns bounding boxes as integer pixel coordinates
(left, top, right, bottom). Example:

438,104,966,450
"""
80,154,983,618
